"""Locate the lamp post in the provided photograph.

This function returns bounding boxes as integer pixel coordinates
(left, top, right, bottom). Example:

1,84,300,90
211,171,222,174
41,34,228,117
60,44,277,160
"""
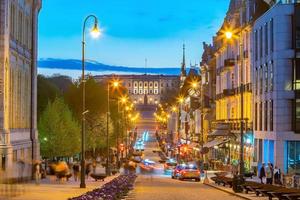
106,81,119,176
80,15,100,189
225,28,245,175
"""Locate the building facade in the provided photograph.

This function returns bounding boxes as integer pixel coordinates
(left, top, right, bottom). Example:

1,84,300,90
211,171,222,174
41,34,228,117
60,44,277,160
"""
94,74,180,105
252,2,300,174
0,0,41,180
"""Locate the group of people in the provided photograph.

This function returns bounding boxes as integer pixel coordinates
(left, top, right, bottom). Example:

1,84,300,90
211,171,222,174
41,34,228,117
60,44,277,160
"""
259,163,282,185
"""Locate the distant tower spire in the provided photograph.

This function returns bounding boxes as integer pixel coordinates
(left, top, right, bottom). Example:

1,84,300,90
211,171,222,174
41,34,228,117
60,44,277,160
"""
181,43,186,76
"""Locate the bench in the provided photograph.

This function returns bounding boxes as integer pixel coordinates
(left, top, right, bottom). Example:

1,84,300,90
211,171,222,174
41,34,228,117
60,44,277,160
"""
282,193,300,200
268,188,300,200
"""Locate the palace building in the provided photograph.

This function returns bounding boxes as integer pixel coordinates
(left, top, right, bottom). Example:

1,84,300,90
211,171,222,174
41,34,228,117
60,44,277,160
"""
0,0,41,180
94,74,180,105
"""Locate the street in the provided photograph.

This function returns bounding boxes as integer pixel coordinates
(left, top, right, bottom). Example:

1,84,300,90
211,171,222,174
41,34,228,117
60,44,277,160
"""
129,107,243,200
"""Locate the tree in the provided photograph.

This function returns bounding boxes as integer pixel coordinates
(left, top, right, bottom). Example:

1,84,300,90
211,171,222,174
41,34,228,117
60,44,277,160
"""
37,75,60,120
64,76,117,153
38,97,81,158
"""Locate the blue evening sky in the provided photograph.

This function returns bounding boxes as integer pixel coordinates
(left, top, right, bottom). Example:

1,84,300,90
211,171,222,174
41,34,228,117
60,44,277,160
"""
38,0,229,68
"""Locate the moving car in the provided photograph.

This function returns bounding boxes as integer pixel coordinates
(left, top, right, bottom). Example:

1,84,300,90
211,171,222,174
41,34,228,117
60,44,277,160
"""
172,164,200,182
140,159,156,172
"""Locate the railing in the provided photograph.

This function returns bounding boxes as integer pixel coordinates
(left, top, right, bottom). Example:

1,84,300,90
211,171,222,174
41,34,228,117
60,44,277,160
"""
212,119,253,131
224,58,235,68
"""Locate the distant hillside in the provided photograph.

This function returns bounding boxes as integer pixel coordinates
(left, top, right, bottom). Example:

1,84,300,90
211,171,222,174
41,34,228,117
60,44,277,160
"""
38,58,182,75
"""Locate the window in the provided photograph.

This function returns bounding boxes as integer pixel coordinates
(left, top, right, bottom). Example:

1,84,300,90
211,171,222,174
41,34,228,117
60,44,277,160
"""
270,61,274,91
265,23,268,56
154,82,158,88
255,102,258,130
13,150,17,162
270,18,274,52
149,89,153,94
259,102,263,131
134,82,138,87
139,82,143,87
144,89,148,94
260,27,263,58
161,83,163,87
264,101,268,131
139,90,143,94
231,73,234,88
270,100,273,131
255,30,258,60
154,89,158,94
134,89,137,94
265,64,268,93
20,148,24,159
287,141,300,174
259,66,263,94
255,68,258,95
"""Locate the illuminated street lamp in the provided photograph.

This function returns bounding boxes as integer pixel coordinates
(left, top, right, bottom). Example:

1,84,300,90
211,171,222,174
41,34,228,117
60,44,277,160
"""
225,31,233,40
80,15,100,188
106,80,120,176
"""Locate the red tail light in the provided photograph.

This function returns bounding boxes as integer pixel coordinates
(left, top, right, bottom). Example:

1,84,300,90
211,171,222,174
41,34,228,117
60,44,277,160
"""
175,169,180,173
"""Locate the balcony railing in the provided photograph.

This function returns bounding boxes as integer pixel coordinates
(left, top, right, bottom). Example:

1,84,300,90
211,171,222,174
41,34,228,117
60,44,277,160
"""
224,58,235,68
212,119,253,132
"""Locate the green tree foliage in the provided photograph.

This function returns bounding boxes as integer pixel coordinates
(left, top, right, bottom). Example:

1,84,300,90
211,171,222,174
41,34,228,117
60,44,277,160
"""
64,76,118,152
37,75,60,120
38,97,81,158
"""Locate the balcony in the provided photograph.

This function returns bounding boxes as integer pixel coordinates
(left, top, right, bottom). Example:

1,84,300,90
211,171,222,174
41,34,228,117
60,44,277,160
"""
223,89,235,97
224,59,235,70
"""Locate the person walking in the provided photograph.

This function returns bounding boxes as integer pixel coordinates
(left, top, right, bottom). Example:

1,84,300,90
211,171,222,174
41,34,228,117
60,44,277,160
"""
274,166,282,185
270,163,274,184
266,163,272,184
34,162,41,185
72,163,80,182
259,163,266,184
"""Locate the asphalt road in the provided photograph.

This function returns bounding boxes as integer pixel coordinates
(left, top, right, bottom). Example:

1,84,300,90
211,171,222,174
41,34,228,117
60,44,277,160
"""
131,107,242,200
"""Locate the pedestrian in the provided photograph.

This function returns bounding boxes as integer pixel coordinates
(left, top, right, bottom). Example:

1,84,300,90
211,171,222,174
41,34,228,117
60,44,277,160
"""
34,162,41,185
72,163,80,182
274,166,282,185
259,163,266,184
270,163,274,184
266,163,272,184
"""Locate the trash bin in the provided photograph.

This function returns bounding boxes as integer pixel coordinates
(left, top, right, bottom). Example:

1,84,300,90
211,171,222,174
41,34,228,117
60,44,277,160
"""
232,174,244,193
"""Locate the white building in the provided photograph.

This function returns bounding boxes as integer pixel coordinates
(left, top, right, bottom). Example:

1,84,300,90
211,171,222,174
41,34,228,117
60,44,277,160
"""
0,0,41,181
94,74,179,105
251,2,300,174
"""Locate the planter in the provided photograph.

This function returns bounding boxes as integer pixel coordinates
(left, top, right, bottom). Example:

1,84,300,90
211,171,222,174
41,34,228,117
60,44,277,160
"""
69,173,137,200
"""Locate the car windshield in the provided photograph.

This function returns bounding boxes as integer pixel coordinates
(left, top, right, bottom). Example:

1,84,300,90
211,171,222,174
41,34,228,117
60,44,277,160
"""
179,164,197,170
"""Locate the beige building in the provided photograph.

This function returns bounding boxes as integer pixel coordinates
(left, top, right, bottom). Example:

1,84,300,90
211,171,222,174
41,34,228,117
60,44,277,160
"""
94,74,180,105
0,0,41,180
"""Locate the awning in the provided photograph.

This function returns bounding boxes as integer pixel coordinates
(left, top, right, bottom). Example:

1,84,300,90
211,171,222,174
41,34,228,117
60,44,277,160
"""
203,139,228,148
209,129,230,137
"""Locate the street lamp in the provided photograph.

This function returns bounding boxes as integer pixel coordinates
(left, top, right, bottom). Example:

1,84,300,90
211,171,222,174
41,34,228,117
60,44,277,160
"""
106,80,120,176
80,15,100,189
224,29,245,175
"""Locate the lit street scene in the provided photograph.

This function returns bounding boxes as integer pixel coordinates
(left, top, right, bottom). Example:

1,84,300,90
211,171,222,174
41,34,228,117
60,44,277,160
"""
1,0,300,200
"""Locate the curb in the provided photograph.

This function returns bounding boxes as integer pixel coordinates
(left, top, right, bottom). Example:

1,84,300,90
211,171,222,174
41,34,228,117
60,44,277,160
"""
204,183,252,200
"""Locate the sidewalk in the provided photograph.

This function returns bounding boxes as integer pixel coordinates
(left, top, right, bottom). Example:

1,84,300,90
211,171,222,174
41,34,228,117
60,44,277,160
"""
203,171,268,200
1,175,118,200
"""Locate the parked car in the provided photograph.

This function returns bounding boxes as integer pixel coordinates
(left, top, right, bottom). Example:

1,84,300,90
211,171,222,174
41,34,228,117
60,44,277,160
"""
172,164,200,182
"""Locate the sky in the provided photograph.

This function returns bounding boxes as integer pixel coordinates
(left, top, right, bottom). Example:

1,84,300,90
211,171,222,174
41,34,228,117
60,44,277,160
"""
38,0,230,68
